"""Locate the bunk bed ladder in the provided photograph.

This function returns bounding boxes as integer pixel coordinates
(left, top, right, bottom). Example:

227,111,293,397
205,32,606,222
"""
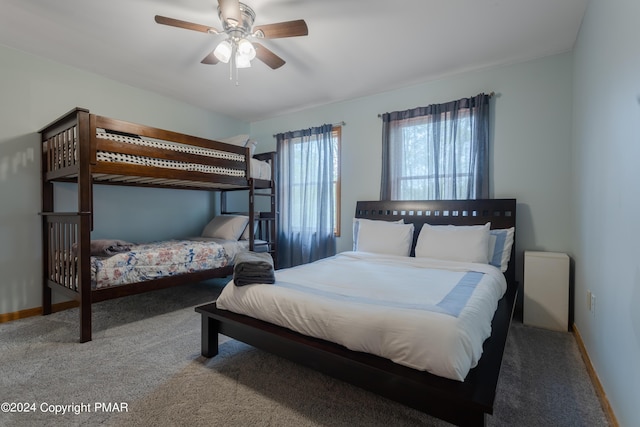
251,180,278,268
220,153,278,268
252,152,277,267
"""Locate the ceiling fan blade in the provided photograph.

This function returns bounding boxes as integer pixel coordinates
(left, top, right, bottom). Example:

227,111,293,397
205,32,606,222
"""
218,0,242,27
201,50,220,65
253,43,286,69
155,15,219,34
253,20,308,39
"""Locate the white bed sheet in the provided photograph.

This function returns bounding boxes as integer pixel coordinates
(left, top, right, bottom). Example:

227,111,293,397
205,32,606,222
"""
216,251,507,381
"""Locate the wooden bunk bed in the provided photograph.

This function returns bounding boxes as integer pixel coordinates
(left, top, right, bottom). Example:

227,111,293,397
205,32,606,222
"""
196,198,517,427
39,107,276,343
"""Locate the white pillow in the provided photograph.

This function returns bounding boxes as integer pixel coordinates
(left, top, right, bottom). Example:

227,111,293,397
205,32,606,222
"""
220,134,257,156
415,223,491,264
220,134,249,146
488,227,515,272
352,218,404,251
202,215,249,241
355,219,414,257
245,139,258,156
240,219,259,240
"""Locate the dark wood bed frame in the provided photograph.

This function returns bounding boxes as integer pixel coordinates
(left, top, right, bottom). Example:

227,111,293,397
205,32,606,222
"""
196,198,517,427
39,108,275,343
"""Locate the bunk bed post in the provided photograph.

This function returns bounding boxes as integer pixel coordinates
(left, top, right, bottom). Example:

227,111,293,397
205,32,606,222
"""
269,153,277,268
77,111,93,343
264,152,277,268
41,137,54,316
249,179,256,252
77,214,92,342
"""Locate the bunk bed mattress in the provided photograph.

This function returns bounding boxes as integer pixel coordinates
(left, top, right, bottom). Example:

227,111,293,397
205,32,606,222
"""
216,251,507,381
96,130,271,179
90,239,231,289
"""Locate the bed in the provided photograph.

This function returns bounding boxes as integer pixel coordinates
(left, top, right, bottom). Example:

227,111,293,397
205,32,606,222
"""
196,198,517,427
39,107,276,343
87,237,270,290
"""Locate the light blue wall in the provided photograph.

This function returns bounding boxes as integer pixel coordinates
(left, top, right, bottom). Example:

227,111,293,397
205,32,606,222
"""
0,45,248,314
251,53,574,285
2,3,636,422
572,0,640,425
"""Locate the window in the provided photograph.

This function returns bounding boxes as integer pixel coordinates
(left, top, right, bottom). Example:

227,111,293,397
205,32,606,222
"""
397,114,473,200
380,94,490,200
286,126,341,235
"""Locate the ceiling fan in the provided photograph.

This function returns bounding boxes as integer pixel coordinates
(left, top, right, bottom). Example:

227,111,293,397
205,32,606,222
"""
155,0,308,77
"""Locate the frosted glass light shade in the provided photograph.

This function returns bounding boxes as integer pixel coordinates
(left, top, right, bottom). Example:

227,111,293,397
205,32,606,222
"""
236,53,252,68
213,40,232,63
237,39,256,61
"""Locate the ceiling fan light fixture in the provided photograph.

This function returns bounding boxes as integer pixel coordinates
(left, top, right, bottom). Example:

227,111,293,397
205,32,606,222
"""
236,53,252,68
213,40,233,63
237,38,256,61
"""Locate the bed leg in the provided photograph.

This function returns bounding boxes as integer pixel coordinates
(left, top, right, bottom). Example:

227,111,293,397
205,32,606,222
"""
42,286,52,316
201,315,219,358
79,297,92,343
459,412,487,427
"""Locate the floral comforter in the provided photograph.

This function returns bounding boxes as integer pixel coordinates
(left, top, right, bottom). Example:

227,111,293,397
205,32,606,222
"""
91,239,229,289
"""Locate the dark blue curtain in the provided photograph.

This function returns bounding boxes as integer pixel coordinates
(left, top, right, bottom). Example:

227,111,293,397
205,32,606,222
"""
276,124,336,268
380,93,490,200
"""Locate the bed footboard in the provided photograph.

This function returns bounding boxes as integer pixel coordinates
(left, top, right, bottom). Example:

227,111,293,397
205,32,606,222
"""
41,212,93,342
196,290,517,427
41,212,92,291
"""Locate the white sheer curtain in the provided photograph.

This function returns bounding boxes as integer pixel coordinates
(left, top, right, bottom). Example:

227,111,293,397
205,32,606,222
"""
276,124,336,268
380,93,491,200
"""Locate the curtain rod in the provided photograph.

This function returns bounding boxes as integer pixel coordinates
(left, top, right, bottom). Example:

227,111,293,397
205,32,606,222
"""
377,92,495,118
272,121,346,138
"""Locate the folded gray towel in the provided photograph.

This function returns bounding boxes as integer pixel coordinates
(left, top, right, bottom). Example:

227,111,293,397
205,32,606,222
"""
234,252,275,287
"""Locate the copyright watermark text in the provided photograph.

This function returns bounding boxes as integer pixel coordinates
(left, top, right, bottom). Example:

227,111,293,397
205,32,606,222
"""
1,402,128,415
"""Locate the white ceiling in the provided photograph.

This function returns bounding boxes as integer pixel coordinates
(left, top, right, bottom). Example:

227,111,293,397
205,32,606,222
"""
0,0,587,122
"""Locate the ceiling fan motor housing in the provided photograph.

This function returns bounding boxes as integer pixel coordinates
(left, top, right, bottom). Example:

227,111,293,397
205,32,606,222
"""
218,2,256,38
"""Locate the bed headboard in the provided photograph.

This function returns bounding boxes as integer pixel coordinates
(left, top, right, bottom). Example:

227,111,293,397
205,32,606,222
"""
355,199,517,286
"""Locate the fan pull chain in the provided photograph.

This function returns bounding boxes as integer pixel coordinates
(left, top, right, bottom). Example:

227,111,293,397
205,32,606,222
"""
229,45,240,86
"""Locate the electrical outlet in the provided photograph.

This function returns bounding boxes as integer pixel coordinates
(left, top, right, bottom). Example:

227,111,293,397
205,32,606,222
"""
587,290,592,310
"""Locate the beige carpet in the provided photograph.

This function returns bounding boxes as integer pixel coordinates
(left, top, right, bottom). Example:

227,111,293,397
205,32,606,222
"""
0,280,610,426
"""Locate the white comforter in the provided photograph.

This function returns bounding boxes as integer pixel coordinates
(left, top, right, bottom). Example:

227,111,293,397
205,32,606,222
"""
216,251,507,381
